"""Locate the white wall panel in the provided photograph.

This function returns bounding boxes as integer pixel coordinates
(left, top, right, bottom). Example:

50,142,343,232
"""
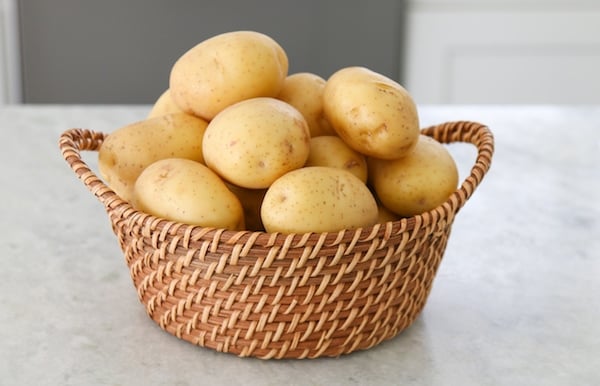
449,47,600,104
404,2,600,104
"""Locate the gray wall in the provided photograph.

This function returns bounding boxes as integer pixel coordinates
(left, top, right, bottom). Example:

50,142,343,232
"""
18,0,406,104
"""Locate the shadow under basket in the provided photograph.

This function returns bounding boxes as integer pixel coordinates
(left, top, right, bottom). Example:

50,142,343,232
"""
59,120,494,359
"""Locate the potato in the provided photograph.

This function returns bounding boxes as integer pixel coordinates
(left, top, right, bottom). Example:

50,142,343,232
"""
202,97,310,189
261,166,378,234
98,113,208,202
169,30,289,120
277,72,335,137
133,158,244,230
305,136,368,183
147,89,184,118
323,66,420,160
376,201,402,223
369,135,459,217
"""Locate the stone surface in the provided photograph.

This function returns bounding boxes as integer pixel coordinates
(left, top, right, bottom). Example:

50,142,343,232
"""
1,105,598,385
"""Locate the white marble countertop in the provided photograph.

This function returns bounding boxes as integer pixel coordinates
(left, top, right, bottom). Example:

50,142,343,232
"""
1,105,598,385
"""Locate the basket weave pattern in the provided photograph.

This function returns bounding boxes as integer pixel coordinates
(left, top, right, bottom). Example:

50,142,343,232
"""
60,121,494,359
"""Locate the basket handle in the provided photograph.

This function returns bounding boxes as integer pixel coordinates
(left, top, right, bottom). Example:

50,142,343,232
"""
59,121,494,218
59,128,130,214
421,120,494,214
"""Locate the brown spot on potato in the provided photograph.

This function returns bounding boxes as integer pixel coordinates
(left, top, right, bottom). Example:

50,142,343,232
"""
349,107,362,119
373,81,399,95
344,159,359,170
158,163,174,179
374,123,388,137
284,140,294,154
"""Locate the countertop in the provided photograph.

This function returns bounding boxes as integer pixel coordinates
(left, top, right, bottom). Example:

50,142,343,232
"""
1,105,598,385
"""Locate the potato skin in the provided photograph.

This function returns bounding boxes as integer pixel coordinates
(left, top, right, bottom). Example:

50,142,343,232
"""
147,89,184,118
305,136,368,183
369,135,459,217
202,97,310,189
277,72,335,137
98,113,208,202
261,166,378,234
169,30,289,120
133,158,244,230
323,66,420,160
376,200,402,224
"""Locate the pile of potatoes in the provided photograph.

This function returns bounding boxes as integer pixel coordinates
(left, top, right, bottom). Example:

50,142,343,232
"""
98,30,458,234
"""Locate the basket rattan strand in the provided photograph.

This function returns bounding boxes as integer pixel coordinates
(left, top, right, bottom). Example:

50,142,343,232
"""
59,120,494,359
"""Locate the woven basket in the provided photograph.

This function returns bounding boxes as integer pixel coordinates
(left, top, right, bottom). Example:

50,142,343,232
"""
59,120,493,359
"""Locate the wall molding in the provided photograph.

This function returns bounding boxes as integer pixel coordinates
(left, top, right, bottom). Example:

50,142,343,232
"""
409,0,600,12
443,44,600,103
